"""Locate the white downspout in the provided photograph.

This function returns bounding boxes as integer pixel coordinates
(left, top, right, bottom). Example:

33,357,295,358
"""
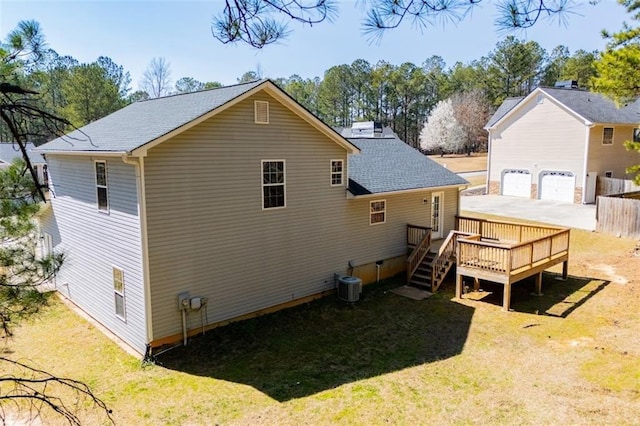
581,123,594,204
485,129,492,192
122,155,154,347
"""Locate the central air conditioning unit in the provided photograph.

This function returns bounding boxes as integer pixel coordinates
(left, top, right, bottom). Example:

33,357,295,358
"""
337,276,362,303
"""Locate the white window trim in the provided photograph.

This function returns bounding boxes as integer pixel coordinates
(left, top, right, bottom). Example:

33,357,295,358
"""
113,266,126,321
604,170,613,178
254,100,269,124
370,199,386,225
602,127,614,145
95,160,109,213
330,159,344,186
261,159,286,210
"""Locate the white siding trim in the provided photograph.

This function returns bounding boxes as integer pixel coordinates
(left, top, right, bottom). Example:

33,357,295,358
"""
122,155,154,344
348,184,467,199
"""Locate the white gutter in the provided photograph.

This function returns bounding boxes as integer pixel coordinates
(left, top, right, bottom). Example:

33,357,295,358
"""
121,155,154,345
347,183,468,199
34,150,128,157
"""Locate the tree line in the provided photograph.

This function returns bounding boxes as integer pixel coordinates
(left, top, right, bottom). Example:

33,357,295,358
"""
1,20,600,149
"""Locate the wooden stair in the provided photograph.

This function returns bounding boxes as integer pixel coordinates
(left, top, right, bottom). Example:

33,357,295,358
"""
407,230,459,293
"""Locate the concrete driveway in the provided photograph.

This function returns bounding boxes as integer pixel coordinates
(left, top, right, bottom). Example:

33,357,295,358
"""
460,194,596,231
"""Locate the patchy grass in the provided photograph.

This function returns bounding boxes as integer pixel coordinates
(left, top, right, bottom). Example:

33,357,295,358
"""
428,153,487,173
3,222,639,425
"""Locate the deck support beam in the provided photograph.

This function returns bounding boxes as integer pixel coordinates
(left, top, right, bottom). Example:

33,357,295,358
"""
455,273,463,299
562,260,568,280
502,283,512,311
532,272,543,296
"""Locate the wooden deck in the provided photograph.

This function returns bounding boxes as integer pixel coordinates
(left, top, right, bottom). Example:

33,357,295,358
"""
454,217,570,311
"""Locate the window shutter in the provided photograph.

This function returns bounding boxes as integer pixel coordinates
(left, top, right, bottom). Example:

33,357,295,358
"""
255,101,269,124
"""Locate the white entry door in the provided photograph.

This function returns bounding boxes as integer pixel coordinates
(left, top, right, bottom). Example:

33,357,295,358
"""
502,170,531,197
431,192,444,239
540,171,575,203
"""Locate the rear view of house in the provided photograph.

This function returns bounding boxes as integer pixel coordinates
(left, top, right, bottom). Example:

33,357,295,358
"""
36,80,467,355
486,85,640,203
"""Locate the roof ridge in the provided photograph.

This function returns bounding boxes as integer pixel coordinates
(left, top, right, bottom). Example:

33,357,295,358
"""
136,79,267,103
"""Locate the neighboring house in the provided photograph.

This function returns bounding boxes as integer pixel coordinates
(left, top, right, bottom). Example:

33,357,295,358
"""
35,80,467,356
485,86,640,204
0,142,48,184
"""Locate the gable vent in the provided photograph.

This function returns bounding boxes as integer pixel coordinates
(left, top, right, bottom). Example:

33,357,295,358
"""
254,100,269,124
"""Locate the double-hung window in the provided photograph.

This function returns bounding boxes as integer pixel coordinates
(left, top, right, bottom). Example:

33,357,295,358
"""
113,267,126,320
331,160,343,186
602,127,614,145
370,200,386,225
95,161,109,211
262,160,285,209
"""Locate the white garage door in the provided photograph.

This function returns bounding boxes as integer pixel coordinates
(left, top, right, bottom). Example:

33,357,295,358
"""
502,170,531,197
540,171,575,202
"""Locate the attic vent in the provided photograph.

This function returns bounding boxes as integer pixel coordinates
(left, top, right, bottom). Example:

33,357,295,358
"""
254,101,269,124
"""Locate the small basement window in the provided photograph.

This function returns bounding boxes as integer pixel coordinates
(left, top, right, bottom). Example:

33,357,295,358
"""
113,267,126,320
604,171,613,178
634,128,640,142
602,127,614,145
255,100,269,124
330,160,343,186
370,200,386,225
95,161,109,212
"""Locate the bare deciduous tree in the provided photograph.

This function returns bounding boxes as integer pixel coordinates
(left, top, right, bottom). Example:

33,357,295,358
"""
140,57,172,98
450,89,492,153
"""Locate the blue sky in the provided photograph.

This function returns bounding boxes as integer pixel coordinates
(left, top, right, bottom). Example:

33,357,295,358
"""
0,1,630,91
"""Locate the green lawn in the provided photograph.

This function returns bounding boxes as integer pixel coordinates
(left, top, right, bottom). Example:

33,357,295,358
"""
3,227,639,425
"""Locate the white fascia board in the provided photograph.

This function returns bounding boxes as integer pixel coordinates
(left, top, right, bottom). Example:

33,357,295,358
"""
347,184,468,199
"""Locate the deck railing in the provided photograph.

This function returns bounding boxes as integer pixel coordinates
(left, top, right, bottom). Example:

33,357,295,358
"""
456,216,561,243
429,231,472,291
407,224,431,251
456,227,570,277
406,225,432,283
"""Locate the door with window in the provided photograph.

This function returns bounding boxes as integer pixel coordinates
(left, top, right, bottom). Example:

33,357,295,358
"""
431,192,444,239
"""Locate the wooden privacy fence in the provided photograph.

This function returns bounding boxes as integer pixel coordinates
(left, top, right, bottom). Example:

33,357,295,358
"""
597,176,640,197
596,192,640,238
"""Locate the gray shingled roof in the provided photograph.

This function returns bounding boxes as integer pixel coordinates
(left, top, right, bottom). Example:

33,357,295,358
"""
348,136,468,195
36,80,265,153
0,142,45,165
487,88,640,128
485,97,524,128
542,87,640,123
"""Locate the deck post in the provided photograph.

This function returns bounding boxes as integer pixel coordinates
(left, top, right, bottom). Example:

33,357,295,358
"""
473,277,480,292
532,272,543,296
455,273,463,299
502,283,512,311
561,260,568,280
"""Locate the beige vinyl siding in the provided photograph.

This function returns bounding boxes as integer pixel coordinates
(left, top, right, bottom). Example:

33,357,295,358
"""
41,155,147,354
144,91,460,341
488,94,587,190
588,125,639,179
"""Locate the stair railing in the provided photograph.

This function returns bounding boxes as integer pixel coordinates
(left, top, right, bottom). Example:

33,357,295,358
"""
406,227,432,284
